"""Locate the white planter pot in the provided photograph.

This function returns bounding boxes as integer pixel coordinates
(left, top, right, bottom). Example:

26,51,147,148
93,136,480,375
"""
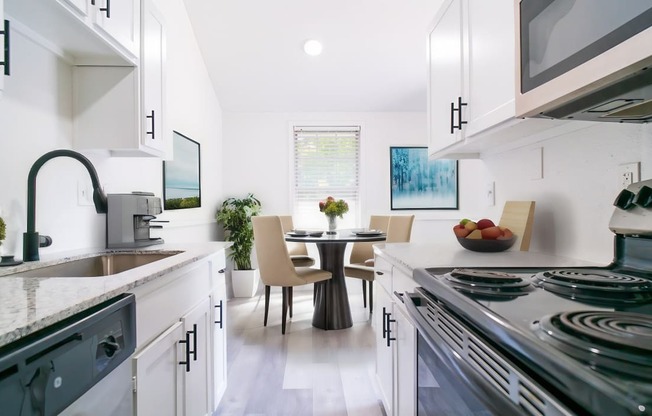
231,269,260,298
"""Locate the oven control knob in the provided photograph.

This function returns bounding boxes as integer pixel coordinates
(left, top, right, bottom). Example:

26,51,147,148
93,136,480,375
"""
613,189,636,210
634,185,652,208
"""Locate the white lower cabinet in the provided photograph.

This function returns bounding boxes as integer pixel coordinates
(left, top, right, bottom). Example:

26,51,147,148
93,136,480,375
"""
132,321,184,415
130,250,227,415
374,256,417,416
211,273,228,411
182,298,212,416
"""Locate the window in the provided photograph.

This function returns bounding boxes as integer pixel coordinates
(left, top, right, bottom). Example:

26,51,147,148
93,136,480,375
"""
292,126,360,229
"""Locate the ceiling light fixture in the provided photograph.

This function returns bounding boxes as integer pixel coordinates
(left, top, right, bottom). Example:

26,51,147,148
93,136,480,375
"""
303,40,323,56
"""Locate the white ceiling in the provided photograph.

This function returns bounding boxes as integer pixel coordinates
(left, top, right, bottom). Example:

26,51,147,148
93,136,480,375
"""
183,0,442,113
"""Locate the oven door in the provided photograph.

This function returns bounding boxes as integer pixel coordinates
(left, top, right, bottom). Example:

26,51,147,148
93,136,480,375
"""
405,292,522,415
404,289,579,416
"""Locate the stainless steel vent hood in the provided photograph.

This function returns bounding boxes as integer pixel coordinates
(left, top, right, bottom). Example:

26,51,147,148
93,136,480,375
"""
536,67,652,123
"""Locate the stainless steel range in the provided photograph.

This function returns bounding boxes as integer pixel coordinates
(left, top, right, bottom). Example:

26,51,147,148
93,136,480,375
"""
408,179,652,416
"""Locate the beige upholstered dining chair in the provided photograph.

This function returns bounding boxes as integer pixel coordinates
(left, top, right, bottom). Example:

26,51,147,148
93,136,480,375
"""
252,216,332,334
345,215,414,313
279,215,316,267
499,201,535,251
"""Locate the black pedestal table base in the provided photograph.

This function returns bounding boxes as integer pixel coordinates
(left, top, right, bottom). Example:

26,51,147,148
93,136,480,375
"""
313,242,352,330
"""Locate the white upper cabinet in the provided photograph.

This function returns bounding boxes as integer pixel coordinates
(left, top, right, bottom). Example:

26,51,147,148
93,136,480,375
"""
427,0,568,159
72,0,166,157
91,0,140,59
5,0,138,65
427,0,466,153
140,0,166,154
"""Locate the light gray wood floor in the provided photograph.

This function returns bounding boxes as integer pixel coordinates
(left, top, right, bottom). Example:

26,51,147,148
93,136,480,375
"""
214,279,386,416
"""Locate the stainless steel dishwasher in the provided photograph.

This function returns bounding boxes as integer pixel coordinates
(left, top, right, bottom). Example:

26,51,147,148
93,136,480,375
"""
0,293,136,416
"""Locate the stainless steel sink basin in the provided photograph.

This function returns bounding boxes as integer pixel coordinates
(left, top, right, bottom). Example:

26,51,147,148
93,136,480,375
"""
12,251,183,277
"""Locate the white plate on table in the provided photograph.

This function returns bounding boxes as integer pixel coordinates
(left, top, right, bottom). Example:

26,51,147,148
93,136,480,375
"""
353,230,385,237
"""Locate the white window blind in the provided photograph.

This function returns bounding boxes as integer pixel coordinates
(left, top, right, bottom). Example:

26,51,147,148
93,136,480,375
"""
292,126,360,229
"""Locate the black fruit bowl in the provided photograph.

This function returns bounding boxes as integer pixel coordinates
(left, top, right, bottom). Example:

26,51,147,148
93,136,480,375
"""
456,236,516,252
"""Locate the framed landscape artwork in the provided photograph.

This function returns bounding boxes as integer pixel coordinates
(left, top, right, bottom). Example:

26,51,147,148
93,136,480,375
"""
390,146,458,210
163,131,201,210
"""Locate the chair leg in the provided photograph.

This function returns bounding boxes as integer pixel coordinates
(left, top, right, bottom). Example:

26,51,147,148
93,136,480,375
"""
264,285,271,326
369,281,374,314
313,284,317,305
289,286,293,318
281,287,288,334
362,280,367,308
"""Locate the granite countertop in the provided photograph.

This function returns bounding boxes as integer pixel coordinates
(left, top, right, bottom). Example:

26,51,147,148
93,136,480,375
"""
0,242,230,348
374,242,604,273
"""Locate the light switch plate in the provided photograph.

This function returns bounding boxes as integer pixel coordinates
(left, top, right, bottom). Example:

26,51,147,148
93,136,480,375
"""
485,181,495,207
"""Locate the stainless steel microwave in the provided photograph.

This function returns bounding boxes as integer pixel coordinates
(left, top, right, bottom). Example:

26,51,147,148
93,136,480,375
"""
515,0,652,123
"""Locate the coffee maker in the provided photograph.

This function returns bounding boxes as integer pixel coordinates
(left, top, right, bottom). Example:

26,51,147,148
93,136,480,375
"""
106,192,164,248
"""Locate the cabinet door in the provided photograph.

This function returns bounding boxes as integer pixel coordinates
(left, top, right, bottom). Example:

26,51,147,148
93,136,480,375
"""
132,321,184,416
0,0,5,94
182,298,212,416
428,0,465,155
374,286,394,415
211,269,228,411
92,0,139,57
394,303,416,416
465,0,515,136
140,0,166,154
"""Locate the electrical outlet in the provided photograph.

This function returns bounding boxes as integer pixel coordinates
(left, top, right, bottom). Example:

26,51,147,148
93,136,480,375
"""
619,162,640,188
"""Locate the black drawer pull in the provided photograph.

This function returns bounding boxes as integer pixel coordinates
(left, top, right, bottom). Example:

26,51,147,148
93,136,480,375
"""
146,110,155,139
100,0,111,18
215,300,224,329
178,331,191,372
1,20,10,76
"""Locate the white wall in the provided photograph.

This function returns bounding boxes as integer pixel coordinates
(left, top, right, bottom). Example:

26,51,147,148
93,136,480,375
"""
222,112,651,265
221,111,484,239
0,0,223,259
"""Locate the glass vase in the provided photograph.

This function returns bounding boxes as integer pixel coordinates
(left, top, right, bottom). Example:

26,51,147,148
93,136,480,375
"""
327,215,337,233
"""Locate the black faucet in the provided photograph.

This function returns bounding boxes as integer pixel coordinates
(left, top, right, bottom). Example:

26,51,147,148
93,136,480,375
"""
23,150,108,262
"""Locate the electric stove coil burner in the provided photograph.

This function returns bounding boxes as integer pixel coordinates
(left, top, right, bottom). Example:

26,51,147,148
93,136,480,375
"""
533,269,652,305
536,311,652,380
445,268,533,299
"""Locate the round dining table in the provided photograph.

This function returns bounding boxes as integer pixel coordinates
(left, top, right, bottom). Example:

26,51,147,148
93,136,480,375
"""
285,230,386,330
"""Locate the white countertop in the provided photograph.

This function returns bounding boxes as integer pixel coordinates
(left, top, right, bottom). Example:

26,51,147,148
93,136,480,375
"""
374,242,604,272
0,242,230,348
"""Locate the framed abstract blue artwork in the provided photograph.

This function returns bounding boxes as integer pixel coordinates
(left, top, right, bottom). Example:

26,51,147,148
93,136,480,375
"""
390,146,458,210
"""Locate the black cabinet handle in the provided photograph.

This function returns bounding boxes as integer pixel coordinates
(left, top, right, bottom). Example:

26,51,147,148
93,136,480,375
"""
1,20,10,76
215,300,224,329
450,96,467,134
178,331,191,372
146,110,155,139
382,307,388,339
386,313,396,348
100,0,111,18
218,268,226,274
189,324,197,361
375,271,384,276
91,0,96,4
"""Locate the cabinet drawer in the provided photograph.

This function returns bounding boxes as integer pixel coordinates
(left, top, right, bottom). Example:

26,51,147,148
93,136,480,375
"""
374,254,393,293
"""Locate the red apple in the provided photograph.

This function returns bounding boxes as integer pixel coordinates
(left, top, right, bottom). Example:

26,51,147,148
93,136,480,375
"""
453,224,471,238
476,218,495,230
497,227,514,240
481,226,502,240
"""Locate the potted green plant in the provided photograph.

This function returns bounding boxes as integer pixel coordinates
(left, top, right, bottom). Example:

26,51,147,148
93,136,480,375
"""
216,194,262,297
0,216,6,253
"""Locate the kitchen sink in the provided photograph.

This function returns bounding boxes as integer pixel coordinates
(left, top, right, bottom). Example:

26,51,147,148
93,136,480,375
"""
11,251,183,278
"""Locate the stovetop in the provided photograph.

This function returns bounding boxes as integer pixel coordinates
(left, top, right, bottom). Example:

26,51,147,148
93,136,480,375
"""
413,235,652,415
